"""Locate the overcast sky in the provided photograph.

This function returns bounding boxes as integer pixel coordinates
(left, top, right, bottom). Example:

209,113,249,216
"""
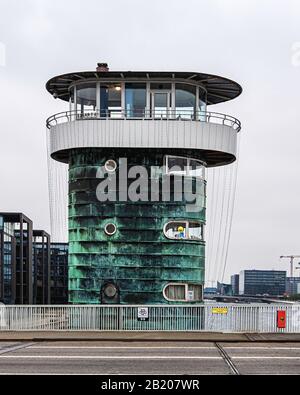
0,0,299,282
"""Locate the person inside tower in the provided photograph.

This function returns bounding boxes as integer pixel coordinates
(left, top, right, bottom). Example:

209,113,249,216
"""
177,226,186,239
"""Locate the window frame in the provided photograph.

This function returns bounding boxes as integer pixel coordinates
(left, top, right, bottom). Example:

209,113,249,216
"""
164,155,206,179
125,82,147,118
68,80,208,119
104,159,117,173
163,220,204,241
104,223,117,236
163,283,203,302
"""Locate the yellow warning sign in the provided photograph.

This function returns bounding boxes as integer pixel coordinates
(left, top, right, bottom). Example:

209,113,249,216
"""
212,307,228,314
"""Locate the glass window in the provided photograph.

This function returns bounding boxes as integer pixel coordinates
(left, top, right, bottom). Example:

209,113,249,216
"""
164,284,186,301
164,283,202,301
105,223,117,236
165,156,205,178
164,222,187,240
105,159,117,173
175,83,196,119
150,83,172,118
164,221,204,241
100,84,122,118
125,83,146,118
187,284,202,301
77,83,96,113
189,159,205,178
188,222,203,241
151,91,171,118
167,156,187,175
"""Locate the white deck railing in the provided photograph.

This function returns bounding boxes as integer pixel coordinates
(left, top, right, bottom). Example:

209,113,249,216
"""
0,304,299,333
46,110,241,132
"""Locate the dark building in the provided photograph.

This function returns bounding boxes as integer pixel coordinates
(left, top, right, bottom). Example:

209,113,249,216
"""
217,282,233,296
231,274,239,295
204,287,217,296
239,270,286,296
33,231,51,304
50,243,68,304
0,213,54,305
0,215,16,304
286,277,300,295
0,213,33,304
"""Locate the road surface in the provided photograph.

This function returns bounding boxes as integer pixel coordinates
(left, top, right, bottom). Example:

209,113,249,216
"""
0,340,300,375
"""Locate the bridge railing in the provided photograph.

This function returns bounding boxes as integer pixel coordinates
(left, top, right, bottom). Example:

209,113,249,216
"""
0,304,299,332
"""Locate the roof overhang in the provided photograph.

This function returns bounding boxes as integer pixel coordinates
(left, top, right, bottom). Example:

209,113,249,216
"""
46,70,242,105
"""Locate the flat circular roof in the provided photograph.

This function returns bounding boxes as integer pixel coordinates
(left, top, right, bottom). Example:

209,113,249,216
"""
46,70,242,105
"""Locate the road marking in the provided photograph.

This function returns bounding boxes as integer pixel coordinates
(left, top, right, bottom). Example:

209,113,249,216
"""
0,355,222,360
29,346,216,350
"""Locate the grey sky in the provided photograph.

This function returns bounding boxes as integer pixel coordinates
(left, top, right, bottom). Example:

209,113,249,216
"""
0,0,299,282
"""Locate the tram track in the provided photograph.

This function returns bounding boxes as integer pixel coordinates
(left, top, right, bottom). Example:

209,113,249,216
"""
215,342,240,375
0,342,37,356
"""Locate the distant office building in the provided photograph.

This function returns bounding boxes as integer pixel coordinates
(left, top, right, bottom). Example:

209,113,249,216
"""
231,274,239,295
50,243,68,304
217,282,233,296
0,213,53,305
0,215,16,304
239,270,286,296
286,277,300,295
0,213,33,304
204,287,217,296
33,230,51,304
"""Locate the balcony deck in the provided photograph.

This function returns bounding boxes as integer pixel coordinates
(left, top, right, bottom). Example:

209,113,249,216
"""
47,110,241,167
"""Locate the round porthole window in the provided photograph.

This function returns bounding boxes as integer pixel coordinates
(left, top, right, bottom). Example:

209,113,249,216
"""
103,283,117,298
105,159,117,173
105,223,117,236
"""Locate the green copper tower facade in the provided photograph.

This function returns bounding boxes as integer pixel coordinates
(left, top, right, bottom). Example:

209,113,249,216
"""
68,148,206,304
46,63,242,305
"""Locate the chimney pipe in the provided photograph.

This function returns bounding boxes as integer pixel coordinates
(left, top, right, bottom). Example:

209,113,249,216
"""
96,63,109,72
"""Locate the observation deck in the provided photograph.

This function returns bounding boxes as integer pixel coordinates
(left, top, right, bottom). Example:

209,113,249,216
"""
46,65,242,167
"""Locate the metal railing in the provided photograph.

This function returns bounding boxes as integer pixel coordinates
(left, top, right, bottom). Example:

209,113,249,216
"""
0,304,299,332
46,109,241,132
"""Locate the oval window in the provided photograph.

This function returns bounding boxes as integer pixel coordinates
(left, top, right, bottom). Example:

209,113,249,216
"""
105,159,117,173
163,283,202,302
164,221,203,241
105,223,117,236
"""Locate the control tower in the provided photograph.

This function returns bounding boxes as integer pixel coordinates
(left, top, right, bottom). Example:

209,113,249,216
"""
46,63,242,304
